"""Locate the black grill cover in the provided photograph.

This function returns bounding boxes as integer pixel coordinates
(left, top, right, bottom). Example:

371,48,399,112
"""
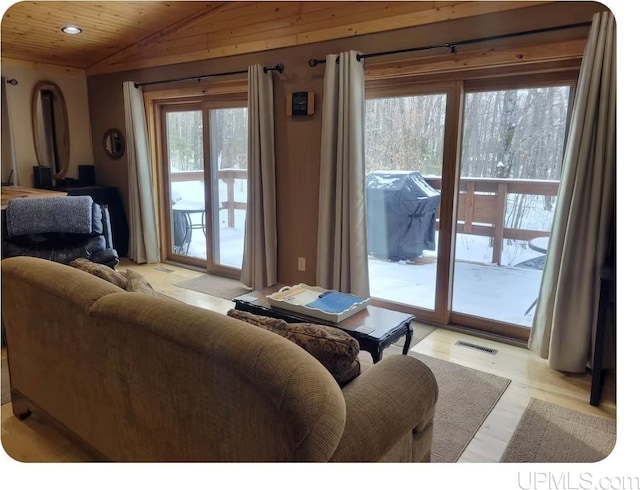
366,171,441,260
173,210,190,252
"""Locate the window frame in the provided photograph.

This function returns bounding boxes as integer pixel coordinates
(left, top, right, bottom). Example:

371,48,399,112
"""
146,79,248,276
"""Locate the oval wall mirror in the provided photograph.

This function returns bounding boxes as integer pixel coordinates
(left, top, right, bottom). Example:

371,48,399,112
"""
31,80,70,179
103,128,125,159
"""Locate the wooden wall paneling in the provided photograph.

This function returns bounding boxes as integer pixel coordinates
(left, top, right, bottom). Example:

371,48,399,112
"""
0,57,86,75
365,39,587,80
86,1,553,75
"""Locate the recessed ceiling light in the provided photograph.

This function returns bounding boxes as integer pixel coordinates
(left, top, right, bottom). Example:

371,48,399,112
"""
61,25,82,35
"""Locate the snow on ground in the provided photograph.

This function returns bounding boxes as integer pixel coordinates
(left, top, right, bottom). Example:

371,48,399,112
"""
171,180,545,328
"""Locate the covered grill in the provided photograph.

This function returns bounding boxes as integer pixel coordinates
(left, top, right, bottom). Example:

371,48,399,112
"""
366,171,441,261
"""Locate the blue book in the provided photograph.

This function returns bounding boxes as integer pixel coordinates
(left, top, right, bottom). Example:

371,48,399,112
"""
306,291,367,314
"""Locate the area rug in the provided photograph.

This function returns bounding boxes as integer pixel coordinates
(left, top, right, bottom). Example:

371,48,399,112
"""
393,321,436,349
500,398,616,462
404,351,511,462
1,359,10,405
174,274,251,300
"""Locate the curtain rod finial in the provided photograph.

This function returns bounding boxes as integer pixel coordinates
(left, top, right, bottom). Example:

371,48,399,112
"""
263,63,285,74
308,58,319,67
6,78,18,86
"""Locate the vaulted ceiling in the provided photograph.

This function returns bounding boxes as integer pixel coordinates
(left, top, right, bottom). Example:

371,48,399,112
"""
1,1,551,75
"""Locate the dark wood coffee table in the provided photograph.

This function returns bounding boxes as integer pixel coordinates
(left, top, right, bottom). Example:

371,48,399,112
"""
232,285,414,363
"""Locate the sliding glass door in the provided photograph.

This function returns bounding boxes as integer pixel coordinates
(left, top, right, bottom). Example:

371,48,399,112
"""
365,75,575,340
365,91,447,312
207,105,248,269
161,98,248,276
450,83,571,332
165,108,206,259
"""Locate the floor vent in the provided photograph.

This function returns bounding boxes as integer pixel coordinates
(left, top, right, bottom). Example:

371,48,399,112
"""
455,340,498,355
154,266,174,273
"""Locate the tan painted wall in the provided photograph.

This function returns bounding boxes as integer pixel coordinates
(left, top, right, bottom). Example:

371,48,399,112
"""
85,2,604,284
1,61,94,188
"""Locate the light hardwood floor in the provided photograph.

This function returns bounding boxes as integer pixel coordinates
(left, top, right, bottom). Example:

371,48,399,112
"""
1,258,616,463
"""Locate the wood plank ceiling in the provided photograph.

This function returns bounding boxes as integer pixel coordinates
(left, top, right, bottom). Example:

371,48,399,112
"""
1,1,551,75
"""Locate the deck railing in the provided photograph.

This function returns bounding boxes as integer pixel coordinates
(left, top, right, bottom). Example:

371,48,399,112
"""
424,176,559,265
170,170,558,266
170,169,247,228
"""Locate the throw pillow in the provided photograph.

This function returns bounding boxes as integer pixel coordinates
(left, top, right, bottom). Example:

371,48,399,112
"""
227,309,360,386
124,269,160,296
69,257,127,289
227,309,289,331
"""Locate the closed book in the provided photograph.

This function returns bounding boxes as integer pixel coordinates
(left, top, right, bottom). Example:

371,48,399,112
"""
306,291,366,313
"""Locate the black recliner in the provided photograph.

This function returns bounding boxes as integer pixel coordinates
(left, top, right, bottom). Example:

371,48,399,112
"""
2,195,119,268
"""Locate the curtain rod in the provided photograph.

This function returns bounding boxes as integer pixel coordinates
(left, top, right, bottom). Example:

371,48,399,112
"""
134,63,284,88
308,21,592,67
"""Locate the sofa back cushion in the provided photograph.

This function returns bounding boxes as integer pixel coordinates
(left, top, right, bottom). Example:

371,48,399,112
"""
227,309,360,386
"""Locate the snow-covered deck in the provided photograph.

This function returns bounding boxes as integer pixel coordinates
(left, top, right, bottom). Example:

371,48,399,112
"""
180,225,544,328
171,175,549,328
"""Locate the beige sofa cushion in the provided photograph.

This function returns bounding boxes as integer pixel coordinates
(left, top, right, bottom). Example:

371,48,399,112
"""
69,257,127,289
227,309,360,386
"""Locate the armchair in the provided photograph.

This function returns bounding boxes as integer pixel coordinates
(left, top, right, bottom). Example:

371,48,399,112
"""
2,195,119,268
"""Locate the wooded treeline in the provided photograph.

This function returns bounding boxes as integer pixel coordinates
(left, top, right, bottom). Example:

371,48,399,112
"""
166,86,570,181
164,87,569,232
167,108,247,171
365,86,570,181
365,86,570,232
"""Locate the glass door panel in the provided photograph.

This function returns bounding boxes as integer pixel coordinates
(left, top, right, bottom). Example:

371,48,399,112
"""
165,109,206,261
208,107,247,269
451,86,571,327
365,93,447,311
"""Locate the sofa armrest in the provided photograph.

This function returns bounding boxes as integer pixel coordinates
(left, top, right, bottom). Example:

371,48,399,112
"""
330,355,438,462
90,248,119,269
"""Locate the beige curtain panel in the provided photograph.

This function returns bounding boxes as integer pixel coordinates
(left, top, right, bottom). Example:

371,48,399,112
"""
241,65,278,290
528,11,616,373
316,50,370,298
123,81,160,264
